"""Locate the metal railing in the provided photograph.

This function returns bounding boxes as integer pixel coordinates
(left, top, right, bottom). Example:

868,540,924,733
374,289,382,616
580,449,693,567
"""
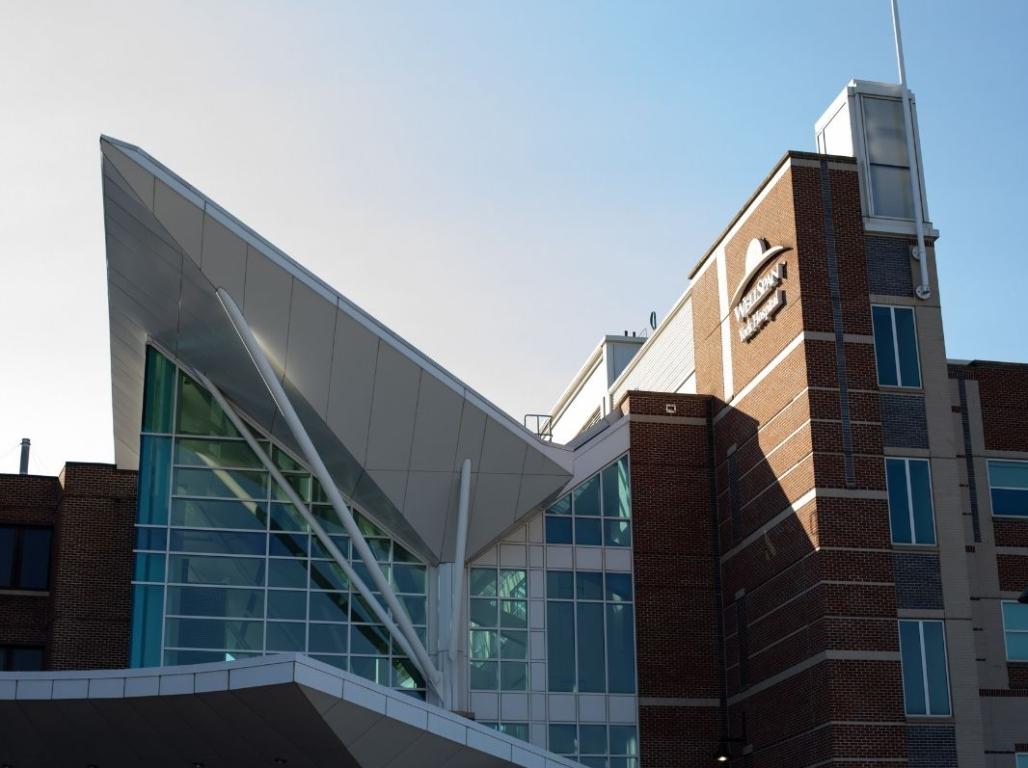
523,413,554,441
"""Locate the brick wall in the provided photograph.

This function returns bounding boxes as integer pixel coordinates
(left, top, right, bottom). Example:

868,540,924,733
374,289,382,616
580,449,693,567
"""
0,463,136,670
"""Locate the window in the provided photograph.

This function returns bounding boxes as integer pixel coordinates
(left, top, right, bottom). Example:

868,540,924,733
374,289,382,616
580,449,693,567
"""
468,567,528,690
898,620,951,716
886,458,935,545
1002,601,1028,662
0,646,44,671
545,455,631,547
861,96,916,219
480,722,529,742
988,460,1028,517
1017,754,1028,768
872,305,921,388
0,526,53,590
549,724,638,768
546,570,635,694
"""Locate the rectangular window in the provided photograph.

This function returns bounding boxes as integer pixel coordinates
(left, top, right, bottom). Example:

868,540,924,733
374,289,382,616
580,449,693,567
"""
886,458,936,545
1017,754,1028,768
0,646,45,671
545,455,631,547
1002,601,1028,662
469,567,528,691
872,305,921,388
898,619,951,716
0,526,53,590
988,460,1028,517
861,96,916,220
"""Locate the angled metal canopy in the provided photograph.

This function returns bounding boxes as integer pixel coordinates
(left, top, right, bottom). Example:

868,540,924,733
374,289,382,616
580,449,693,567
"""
100,136,573,564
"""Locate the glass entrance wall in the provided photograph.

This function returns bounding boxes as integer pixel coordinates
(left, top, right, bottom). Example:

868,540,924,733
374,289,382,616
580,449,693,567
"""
130,346,429,698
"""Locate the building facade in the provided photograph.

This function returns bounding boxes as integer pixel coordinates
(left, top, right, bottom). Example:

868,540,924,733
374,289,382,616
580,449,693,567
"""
1,77,1027,768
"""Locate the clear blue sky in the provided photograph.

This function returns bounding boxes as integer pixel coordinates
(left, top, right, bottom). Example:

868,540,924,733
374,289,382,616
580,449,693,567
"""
1,1,1025,474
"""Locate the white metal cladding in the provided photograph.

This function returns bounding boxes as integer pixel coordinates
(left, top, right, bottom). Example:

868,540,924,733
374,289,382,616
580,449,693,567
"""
100,136,573,565
611,296,695,404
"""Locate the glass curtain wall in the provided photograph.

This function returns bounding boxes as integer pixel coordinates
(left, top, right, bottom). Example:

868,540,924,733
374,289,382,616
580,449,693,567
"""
130,346,429,698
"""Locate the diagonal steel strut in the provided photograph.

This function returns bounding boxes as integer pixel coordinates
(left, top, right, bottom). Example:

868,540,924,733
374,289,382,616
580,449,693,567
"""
215,288,443,693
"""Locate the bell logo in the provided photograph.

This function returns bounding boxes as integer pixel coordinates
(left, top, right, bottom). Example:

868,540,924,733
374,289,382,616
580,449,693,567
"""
731,238,789,342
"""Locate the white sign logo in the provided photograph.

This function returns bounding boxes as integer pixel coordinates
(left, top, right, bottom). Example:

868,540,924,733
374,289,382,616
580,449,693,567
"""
731,238,789,342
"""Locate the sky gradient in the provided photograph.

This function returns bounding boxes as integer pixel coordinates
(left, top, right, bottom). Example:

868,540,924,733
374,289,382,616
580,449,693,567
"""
1,0,1026,476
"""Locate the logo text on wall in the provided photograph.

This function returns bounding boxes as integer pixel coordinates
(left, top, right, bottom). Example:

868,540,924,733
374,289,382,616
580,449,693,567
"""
731,238,789,342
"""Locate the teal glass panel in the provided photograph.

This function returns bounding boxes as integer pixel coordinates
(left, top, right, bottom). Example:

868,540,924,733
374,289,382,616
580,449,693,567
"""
270,502,307,532
899,620,927,715
350,624,389,655
547,570,574,600
992,488,1028,517
135,526,167,551
311,654,348,671
922,621,950,715
989,461,1028,489
470,598,497,627
165,586,264,618
270,531,309,558
468,660,495,689
165,649,259,665
603,519,631,547
607,603,636,693
353,561,389,590
470,629,498,659
272,445,305,472
393,542,418,563
309,591,349,622
168,554,265,587
547,601,576,691
610,726,638,755
500,661,527,690
176,373,240,437
498,569,527,598
272,473,311,503
470,568,497,597
173,467,267,500
311,504,347,534
886,458,912,543
393,564,426,594
267,557,307,589
575,517,602,545
165,617,263,651
548,495,571,516
579,724,607,754
909,460,936,544
137,436,171,525
894,307,921,388
267,589,306,620
171,498,266,530
605,573,633,602
1003,601,1028,631
400,594,427,625
351,656,390,684
134,552,165,582
872,306,898,387
309,623,349,653
577,602,605,692
349,593,380,624
310,534,349,560
500,630,527,659
602,457,631,518
392,657,423,690
129,584,163,668
169,529,266,556
366,537,391,562
1007,634,1028,661
580,758,605,768
354,512,385,537
267,621,306,652
174,438,263,469
576,572,604,601
500,600,527,629
142,346,176,433
573,475,601,516
310,560,349,592
545,517,572,544
493,723,529,741
1017,755,1028,768
549,724,577,754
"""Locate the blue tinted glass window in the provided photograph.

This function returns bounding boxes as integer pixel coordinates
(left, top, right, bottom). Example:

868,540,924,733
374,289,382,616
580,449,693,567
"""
894,307,921,388
309,591,349,622
899,620,926,714
135,526,167,551
469,568,497,597
130,584,164,667
267,621,306,652
607,603,636,693
165,618,263,651
547,601,576,691
577,602,605,692
922,622,950,715
872,306,898,386
134,552,166,583
169,529,266,556
176,373,240,437
545,516,572,544
1002,602,1028,661
886,458,911,543
576,571,604,601
604,518,632,547
575,517,602,546
872,305,920,388
887,458,935,545
18,528,51,589
142,346,176,434
0,528,15,587
268,589,306,621
171,498,266,530
908,460,935,544
549,724,577,755
602,457,631,518
573,476,601,516
166,586,264,619
168,554,264,587
899,619,950,716
137,436,171,525
989,461,1028,517
309,623,349,654
547,570,574,600
605,573,633,602
173,467,267,500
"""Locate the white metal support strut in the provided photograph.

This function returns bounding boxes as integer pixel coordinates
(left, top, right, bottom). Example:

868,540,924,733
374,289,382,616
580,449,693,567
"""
215,288,443,693
448,458,472,664
191,370,433,691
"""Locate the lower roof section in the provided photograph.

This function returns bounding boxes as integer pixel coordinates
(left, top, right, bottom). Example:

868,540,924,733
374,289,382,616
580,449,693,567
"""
0,654,581,768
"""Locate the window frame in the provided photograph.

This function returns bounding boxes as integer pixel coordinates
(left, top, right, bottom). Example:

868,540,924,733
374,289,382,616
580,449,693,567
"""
1016,753,1028,768
871,304,921,389
0,644,45,671
1001,600,1028,663
885,457,936,546
898,619,952,718
0,525,53,591
987,459,1028,519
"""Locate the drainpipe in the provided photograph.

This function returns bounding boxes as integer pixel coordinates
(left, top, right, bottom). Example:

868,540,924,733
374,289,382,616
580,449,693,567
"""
891,0,931,300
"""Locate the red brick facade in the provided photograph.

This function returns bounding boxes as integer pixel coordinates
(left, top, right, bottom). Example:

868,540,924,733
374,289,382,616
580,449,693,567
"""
0,463,137,670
